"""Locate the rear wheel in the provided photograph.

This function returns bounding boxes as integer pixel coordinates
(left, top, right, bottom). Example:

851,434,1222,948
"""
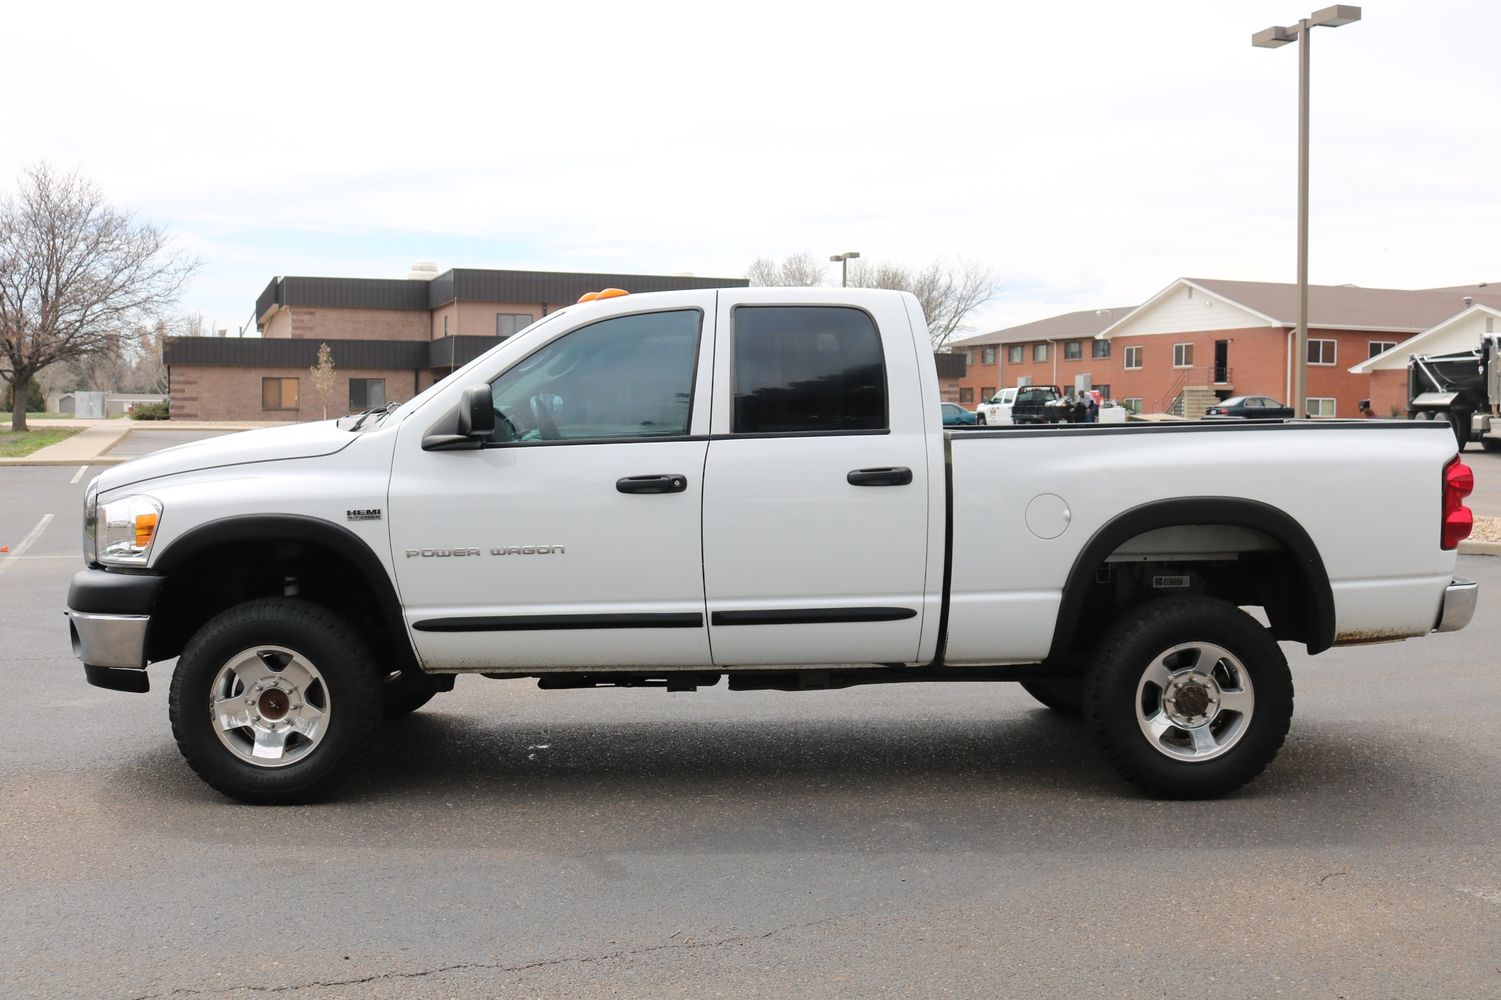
1448,411,1470,451
169,598,382,804
1483,438,1501,453
1020,678,1083,716
1083,597,1292,798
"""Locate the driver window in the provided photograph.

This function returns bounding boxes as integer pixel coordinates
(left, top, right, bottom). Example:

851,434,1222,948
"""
488,309,701,444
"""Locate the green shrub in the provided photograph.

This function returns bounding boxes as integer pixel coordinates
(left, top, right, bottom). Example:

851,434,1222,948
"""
128,401,170,421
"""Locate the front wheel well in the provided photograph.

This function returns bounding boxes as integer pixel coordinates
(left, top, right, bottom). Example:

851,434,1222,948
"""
147,533,415,676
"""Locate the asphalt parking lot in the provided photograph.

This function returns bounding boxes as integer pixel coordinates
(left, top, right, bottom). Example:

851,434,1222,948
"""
3,433,1500,998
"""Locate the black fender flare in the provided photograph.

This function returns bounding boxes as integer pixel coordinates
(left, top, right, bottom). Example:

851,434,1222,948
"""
1048,497,1335,662
153,514,414,662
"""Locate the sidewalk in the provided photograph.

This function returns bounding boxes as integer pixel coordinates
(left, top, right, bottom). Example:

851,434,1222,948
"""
0,418,279,467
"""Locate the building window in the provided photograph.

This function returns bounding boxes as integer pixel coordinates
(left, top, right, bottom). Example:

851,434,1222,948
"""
1124,346,1142,370
1173,343,1194,368
959,386,974,403
443,315,449,336
349,378,386,410
1306,397,1336,417
1368,340,1397,359
963,349,974,366
1123,397,1143,413
1033,342,1049,362
733,306,886,434
1488,317,1495,334
1008,345,1024,364
261,377,299,411
1064,340,1083,360
1094,384,1111,400
980,386,995,402
981,346,997,365
1091,339,1111,359
496,313,533,338
1307,339,1337,365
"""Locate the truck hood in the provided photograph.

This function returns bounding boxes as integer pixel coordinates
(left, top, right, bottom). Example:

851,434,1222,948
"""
94,421,356,493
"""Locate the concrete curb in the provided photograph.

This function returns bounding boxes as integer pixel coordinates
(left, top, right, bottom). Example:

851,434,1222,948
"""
1458,539,1501,556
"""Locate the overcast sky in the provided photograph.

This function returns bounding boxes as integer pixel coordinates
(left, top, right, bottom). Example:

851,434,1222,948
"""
5,0,1497,336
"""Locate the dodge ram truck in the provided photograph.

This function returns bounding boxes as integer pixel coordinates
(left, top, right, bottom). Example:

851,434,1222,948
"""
66,287,1479,803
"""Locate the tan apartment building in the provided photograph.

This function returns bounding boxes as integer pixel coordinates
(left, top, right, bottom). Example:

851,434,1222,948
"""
949,277,1501,418
164,265,747,421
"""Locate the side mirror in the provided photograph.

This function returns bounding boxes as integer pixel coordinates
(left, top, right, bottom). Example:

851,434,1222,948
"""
457,385,495,438
423,384,495,451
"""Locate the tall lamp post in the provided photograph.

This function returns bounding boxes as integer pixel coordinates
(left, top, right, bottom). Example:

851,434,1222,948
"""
830,251,861,287
1253,5,1360,418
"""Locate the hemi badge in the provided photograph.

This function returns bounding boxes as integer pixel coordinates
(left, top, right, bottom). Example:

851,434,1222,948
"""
347,509,382,521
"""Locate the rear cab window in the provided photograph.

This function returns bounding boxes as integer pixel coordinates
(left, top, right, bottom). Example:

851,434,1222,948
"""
730,306,888,434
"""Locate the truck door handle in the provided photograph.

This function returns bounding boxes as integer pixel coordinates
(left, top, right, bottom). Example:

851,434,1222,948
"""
847,467,913,487
617,474,688,494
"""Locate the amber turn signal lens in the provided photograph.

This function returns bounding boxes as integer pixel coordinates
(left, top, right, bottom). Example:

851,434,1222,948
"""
134,513,158,547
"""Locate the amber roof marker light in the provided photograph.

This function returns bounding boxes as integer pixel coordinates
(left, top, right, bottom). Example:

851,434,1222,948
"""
577,288,630,304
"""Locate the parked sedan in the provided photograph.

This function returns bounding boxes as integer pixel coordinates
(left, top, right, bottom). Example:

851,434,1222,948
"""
1205,395,1296,419
941,402,978,426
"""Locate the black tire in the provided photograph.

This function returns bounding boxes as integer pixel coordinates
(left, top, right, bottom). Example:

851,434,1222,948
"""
1083,596,1293,799
1019,677,1083,716
1483,438,1501,454
976,414,987,425
383,672,442,720
169,598,382,805
1448,411,1469,452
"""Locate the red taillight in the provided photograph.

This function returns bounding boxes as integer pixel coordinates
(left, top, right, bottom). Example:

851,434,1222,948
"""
1442,458,1474,550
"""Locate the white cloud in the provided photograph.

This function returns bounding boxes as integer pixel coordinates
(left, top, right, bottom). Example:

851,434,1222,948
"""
4,0,1498,333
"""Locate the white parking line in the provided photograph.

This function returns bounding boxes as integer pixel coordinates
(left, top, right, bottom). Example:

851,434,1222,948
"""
0,514,55,578
70,465,88,485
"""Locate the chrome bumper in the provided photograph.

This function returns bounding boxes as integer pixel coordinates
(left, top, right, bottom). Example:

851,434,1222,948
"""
1435,577,1478,633
67,610,149,670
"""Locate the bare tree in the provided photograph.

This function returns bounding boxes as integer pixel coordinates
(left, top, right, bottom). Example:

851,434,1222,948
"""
309,342,336,419
746,252,828,287
0,165,196,430
848,257,999,351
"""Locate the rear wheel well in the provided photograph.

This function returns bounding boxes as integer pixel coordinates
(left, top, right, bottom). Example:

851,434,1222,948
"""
1047,501,1335,669
147,537,415,676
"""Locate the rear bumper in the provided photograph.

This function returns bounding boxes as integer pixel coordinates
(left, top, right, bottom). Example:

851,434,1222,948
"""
1435,576,1478,633
66,569,163,692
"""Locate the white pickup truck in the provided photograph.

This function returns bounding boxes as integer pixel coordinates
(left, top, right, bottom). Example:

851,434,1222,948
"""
66,288,1479,804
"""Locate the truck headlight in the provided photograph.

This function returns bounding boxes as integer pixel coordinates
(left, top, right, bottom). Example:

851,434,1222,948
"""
83,483,99,565
93,495,163,567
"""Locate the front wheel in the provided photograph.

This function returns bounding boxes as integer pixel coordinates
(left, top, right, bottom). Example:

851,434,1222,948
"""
977,414,987,425
169,599,383,804
1083,597,1293,799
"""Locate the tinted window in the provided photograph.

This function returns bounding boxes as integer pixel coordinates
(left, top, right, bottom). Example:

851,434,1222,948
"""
488,309,700,443
732,306,887,434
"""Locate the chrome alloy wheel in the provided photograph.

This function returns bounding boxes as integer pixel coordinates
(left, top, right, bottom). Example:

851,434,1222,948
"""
1134,641,1255,762
209,646,331,768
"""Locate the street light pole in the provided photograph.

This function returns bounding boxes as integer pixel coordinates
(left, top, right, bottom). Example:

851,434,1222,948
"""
830,251,860,287
1253,5,1360,418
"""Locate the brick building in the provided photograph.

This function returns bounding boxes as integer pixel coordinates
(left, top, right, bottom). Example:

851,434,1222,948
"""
949,277,1501,417
164,266,747,421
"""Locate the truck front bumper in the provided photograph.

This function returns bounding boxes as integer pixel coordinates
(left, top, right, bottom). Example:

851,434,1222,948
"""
1435,576,1478,633
66,569,164,693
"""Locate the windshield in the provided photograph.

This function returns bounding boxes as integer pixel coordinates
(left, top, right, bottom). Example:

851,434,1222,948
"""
385,310,572,422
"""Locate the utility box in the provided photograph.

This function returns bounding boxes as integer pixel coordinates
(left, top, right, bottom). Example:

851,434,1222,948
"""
72,392,107,419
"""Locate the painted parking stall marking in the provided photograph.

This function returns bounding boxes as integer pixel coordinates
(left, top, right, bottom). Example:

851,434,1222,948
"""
0,514,54,578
